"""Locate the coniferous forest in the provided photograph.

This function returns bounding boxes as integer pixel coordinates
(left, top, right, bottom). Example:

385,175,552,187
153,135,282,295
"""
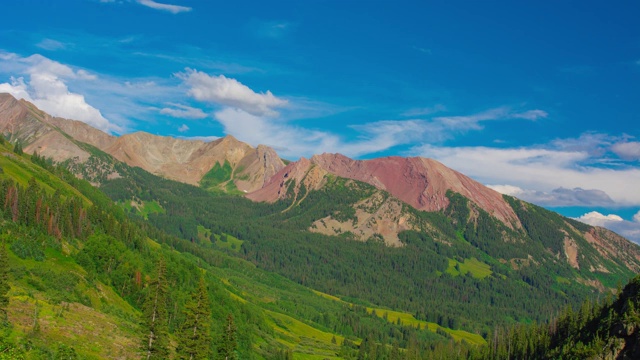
0,140,637,359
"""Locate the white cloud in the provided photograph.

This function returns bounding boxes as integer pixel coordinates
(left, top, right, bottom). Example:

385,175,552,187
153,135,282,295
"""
0,52,17,61
0,77,33,101
177,124,189,132
488,185,614,207
431,107,546,130
414,144,640,206
612,141,640,161
511,109,548,120
576,211,624,224
214,107,378,158
177,135,220,142
575,211,640,244
345,107,548,150
76,70,97,80
550,132,618,157
0,54,121,133
36,38,66,51
179,69,288,116
213,108,486,159
137,0,191,14
486,184,524,196
159,103,207,119
201,103,553,159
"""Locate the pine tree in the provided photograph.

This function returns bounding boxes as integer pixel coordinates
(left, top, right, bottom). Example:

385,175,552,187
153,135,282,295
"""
142,258,170,360
389,341,401,360
12,142,22,156
177,277,212,360
0,241,9,324
217,314,238,360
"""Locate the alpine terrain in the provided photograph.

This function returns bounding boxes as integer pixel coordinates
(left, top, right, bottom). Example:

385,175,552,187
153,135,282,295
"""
0,92,639,359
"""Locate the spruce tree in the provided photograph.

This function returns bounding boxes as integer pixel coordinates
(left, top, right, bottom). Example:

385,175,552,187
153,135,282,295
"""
177,277,212,360
389,341,401,360
141,258,170,360
12,142,22,156
217,314,237,360
0,241,9,324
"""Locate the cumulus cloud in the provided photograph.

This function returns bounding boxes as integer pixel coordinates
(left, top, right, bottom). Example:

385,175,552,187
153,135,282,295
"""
179,69,288,116
0,77,33,101
137,0,191,14
0,54,120,133
159,103,207,119
177,124,189,132
576,211,624,224
575,211,640,244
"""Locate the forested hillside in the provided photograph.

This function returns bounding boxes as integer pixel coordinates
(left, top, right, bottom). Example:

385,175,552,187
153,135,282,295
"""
0,135,491,359
96,150,640,339
472,275,640,359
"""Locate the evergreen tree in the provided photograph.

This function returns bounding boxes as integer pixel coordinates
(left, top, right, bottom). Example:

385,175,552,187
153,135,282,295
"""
217,314,237,360
389,341,401,360
12,142,22,156
0,241,9,324
141,258,170,360
177,277,212,360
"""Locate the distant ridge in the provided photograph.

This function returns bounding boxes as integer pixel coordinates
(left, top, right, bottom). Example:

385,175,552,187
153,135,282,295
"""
0,93,285,191
249,153,520,227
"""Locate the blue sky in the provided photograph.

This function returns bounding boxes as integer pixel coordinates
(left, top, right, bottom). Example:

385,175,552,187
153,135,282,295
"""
1,0,639,241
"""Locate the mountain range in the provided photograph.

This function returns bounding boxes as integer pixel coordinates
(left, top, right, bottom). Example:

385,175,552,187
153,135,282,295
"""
1,91,640,358
1,92,637,269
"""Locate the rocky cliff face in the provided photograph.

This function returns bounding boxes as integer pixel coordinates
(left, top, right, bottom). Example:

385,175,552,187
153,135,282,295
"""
0,93,93,162
248,153,520,228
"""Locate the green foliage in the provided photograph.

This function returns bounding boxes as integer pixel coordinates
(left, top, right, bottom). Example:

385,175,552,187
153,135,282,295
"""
176,277,212,359
96,158,636,340
54,343,78,359
446,258,492,279
9,230,46,261
217,314,238,360
472,275,640,360
12,142,23,156
0,242,9,323
200,160,245,195
16,134,633,358
141,258,170,360
504,195,565,254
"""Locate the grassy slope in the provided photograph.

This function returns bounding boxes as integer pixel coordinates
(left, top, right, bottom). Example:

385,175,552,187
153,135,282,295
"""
6,248,139,359
312,290,486,345
0,152,90,206
446,258,492,280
